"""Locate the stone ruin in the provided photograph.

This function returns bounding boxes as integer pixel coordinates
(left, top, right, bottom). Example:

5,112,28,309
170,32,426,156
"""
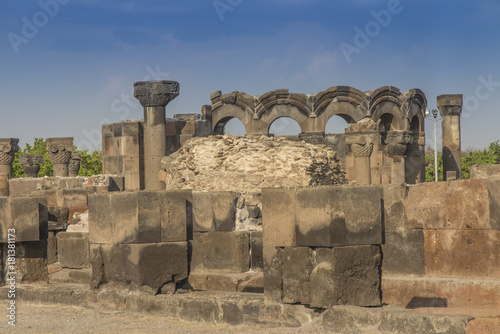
0,81,498,333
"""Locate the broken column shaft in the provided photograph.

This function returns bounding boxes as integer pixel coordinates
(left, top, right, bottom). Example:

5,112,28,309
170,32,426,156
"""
437,94,463,181
46,137,74,177
134,80,180,190
0,138,19,178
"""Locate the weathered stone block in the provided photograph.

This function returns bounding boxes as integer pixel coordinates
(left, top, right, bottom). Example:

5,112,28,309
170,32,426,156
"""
294,185,383,247
48,206,69,223
282,247,313,304
382,230,425,276
381,183,406,231
89,191,188,244
192,191,235,232
63,189,88,207
191,232,250,272
470,164,500,179
88,193,111,244
8,241,48,283
308,245,381,308
56,232,90,269
424,229,500,279
160,190,188,242
250,231,263,270
100,242,188,291
262,187,296,248
9,197,40,242
263,246,283,304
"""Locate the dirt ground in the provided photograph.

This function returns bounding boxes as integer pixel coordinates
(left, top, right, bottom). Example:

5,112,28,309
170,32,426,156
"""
0,302,331,334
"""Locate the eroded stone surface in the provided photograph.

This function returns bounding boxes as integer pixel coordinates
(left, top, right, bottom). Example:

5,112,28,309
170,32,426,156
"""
160,135,346,192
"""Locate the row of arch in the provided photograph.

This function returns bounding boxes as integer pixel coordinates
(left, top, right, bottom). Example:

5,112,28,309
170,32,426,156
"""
208,86,427,136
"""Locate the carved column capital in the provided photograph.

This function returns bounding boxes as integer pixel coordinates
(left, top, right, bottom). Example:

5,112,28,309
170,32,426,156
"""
385,131,412,157
133,80,180,107
0,138,19,166
19,154,44,178
346,134,375,158
68,153,81,177
46,137,74,165
437,94,463,117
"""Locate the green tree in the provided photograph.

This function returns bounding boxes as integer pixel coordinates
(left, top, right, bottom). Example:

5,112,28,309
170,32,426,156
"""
425,147,443,182
12,138,102,178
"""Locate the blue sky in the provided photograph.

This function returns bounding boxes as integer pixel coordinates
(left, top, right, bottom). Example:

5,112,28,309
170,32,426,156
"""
1,0,500,151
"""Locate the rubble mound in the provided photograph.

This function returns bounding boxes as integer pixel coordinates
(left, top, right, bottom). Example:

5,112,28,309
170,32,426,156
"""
159,135,347,192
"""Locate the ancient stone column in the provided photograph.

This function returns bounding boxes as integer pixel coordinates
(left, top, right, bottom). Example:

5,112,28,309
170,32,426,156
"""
386,131,412,184
19,154,44,178
46,137,74,177
134,80,180,190
346,134,374,185
0,138,19,178
68,153,81,177
437,94,463,181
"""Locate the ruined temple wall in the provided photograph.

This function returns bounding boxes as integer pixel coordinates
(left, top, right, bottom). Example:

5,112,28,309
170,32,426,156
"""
101,118,211,191
381,179,500,308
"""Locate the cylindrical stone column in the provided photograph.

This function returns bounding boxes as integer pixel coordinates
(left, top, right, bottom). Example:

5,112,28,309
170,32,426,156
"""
19,154,44,178
68,153,81,177
437,94,463,181
134,80,180,190
0,138,19,178
46,137,74,177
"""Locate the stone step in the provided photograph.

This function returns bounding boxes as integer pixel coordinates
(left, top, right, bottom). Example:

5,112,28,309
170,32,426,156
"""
382,275,500,308
322,305,473,334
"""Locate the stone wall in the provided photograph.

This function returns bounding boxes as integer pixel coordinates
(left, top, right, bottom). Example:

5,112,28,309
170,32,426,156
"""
160,135,346,192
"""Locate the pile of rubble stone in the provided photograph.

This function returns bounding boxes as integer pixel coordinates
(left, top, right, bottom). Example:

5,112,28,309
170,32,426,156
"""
159,135,346,192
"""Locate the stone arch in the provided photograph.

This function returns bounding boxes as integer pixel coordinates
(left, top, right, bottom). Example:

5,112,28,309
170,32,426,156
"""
268,116,302,136
212,104,251,135
261,105,309,134
369,86,407,131
314,86,368,121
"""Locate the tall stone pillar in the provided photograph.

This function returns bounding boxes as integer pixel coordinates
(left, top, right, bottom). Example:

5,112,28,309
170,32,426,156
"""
46,137,74,177
19,154,44,178
406,133,425,184
437,94,463,181
0,138,19,178
386,131,412,184
346,133,374,185
134,80,180,190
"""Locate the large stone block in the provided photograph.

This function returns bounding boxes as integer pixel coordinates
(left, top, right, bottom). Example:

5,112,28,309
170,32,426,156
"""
470,164,500,179
192,191,236,232
89,191,189,244
63,189,88,207
382,230,425,276
56,232,90,269
381,183,406,231
424,229,500,279
191,232,250,273
404,182,447,229
281,247,313,304
263,246,283,304
99,242,188,291
405,179,500,230
0,197,43,243
262,187,296,248
294,185,383,247
7,241,48,283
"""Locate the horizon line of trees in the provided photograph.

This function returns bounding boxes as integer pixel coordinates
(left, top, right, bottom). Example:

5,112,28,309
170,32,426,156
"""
425,140,500,181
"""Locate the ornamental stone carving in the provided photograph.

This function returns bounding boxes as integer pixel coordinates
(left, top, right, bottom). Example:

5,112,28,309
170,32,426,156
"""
133,80,180,107
346,135,374,158
385,131,412,157
19,154,44,178
68,153,81,177
46,137,74,165
0,138,19,166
